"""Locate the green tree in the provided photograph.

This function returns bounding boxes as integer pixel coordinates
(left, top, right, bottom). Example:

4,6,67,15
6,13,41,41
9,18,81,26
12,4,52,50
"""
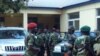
0,0,29,13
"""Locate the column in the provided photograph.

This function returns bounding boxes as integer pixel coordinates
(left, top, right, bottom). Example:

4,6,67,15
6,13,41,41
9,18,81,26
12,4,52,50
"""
23,12,28,30
60,13,69,37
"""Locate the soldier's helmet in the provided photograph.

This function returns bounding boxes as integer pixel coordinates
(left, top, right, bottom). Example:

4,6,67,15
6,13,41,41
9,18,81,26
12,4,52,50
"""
81,25,91,32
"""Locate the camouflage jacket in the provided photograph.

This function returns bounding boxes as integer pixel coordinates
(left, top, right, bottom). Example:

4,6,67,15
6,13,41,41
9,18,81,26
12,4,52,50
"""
74,35,95,56
64,34,76,45
36,33,45,46
50,32,59,47
25,33,41,55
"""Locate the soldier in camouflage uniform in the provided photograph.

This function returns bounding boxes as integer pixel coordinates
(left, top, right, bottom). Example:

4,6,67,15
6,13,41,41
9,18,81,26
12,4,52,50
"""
94,30,100,56
74,26,96,56
64,26,76,56
43,28,51,56
37,29,46,56
49,27,60,56
56,29,62,42
24,23,41,56
94,30,100,42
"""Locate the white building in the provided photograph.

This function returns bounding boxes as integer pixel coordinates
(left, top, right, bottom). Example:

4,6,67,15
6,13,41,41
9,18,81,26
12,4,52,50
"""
0,0,100,32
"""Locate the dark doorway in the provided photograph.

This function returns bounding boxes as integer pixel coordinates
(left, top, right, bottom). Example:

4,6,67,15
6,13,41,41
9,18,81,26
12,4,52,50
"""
54,16,60,29
28,17,38,23
0,17,5,22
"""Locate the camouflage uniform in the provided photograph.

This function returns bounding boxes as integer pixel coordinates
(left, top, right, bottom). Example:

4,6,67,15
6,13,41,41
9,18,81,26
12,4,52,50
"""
64,26,76,56
64,33,76,56
74,35,89,56
95,30,100,42
24,33,40,56
45,32,51,56
50,32,59,47
74,26,95,56
94,30,100,56
64,33,76,46
49,32,59,56
37,32,46,56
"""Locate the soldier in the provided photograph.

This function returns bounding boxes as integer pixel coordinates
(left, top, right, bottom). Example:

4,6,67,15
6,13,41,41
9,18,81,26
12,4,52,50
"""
94,30,100,42
37,29,46,56
24,22,40,56
49,27,60,56
94,30,100,56
64,26,76,56
43,28,51,56
55,29,62,43
74,26,96,56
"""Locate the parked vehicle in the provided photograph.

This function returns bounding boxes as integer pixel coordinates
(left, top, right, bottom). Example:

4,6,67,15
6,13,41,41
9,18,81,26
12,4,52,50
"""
74,31,96,37
0,27,28,56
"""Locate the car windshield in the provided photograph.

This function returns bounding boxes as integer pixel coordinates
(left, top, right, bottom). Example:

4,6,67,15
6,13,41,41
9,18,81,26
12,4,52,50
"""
0,30,25,39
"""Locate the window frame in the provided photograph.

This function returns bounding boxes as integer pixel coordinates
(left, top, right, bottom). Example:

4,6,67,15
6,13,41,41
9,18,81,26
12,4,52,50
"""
97,8,100,16
68,18,79,30
96,8,100,31
68,12,79,19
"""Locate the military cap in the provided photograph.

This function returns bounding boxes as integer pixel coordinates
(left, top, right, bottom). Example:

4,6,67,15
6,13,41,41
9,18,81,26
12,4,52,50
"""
81,25,91,31
28,22,37,30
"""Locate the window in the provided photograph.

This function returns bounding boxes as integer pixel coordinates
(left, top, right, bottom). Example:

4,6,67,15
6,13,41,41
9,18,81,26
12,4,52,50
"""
0,30,25,39
97,9,100,30
68,12,79,19
97,18,100,31
75,20,79,30
68,21,73,26
97,8,100,16
68,12,79,30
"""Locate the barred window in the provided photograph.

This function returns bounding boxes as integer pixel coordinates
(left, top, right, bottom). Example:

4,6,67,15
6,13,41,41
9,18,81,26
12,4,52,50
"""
68,12,79,19
68,12,79,30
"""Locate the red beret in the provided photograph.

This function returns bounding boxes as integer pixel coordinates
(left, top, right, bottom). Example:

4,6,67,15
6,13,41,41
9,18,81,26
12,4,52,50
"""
28,22,37,29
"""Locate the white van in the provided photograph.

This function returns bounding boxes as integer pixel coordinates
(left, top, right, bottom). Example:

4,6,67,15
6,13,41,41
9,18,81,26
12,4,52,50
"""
0,27,27,56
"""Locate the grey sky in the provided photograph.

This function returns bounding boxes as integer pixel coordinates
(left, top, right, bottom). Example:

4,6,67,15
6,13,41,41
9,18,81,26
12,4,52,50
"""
27,0,90,8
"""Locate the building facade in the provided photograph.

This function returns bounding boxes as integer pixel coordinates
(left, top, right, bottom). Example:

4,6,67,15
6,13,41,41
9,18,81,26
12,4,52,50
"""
0,0,100,32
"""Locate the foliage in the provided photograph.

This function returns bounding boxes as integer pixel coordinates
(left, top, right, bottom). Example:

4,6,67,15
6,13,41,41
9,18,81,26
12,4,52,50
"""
0,0,29,13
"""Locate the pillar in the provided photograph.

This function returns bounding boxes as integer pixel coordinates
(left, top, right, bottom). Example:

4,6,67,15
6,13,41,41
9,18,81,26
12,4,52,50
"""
23,12,28,30
60,13,68,37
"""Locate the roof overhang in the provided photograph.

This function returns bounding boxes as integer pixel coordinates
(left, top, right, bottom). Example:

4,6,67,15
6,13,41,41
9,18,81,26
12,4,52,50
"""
62,0,100,9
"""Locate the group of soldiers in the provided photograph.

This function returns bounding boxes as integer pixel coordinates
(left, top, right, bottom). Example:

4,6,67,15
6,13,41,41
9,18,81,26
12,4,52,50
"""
24,23,100,56
24,25,62,56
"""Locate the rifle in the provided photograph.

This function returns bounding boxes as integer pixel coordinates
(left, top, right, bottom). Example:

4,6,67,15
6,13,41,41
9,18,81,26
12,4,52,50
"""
84,36,96,56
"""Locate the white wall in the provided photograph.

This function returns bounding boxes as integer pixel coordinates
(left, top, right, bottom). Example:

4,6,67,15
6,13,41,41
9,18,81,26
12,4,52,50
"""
80,9,97,31
63,2,100,31
65,2,100,13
